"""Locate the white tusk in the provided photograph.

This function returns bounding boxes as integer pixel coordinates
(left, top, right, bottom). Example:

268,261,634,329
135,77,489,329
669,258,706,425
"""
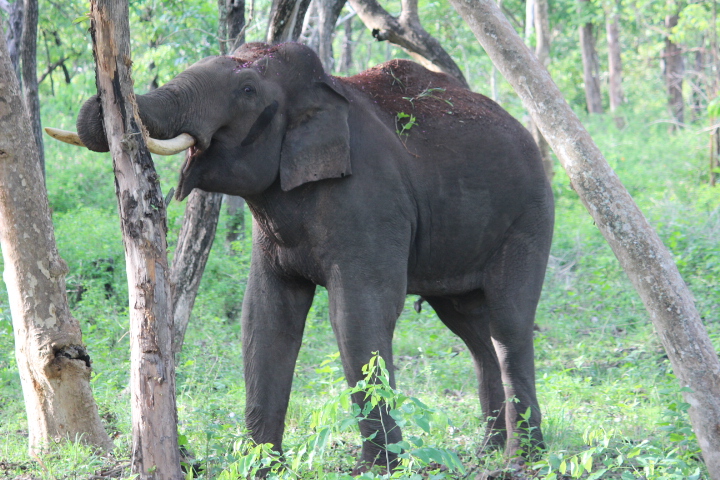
146,133,195,155
44,127,85,147
44,127,195,156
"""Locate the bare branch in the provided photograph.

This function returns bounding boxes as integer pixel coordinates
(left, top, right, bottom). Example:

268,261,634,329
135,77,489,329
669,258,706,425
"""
348,0,467,87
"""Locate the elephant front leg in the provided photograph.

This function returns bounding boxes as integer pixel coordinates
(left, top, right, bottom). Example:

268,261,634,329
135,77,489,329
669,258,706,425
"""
241,255,316,453
327,272,407,472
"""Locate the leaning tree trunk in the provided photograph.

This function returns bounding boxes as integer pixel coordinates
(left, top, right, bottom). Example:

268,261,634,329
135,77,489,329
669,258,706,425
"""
348,0,468,87
171,190,222,358
448,0,720,477
664,13,684,129
0,33,113,456
578,0,603,114
267,0,313,43
525,0,552,181
89,1,182,478
21,0,44,175
605,2,624,128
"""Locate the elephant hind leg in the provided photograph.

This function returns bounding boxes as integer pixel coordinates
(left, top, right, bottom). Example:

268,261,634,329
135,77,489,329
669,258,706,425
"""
424,294,508,452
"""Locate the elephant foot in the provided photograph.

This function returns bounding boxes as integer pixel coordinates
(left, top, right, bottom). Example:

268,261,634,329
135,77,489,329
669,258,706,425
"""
506,429,545,463
478,429,507,454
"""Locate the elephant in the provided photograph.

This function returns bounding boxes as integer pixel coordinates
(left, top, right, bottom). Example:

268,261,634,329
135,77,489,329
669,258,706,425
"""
68,42,554,471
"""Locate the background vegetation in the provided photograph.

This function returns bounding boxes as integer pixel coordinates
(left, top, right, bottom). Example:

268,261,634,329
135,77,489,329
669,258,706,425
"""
1,0,719,478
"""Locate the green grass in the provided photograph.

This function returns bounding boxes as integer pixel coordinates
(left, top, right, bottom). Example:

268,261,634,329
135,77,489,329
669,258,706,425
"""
1,112,717,479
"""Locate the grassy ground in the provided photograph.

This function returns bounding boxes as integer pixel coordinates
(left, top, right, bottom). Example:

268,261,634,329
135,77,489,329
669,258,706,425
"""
0,113,718,479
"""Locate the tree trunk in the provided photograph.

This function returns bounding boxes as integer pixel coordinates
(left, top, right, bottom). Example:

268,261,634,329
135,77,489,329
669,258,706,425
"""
89,1,182,478
578,0,603,114
301,0,345,71
0,33,113,456
605,4,624,127
448,1,720,477
224,194,245,250
348,0,468,87
227,0,246,52
664,13,684,128
171,190,223,358
527,0,552,181
2,0,23,79
690,40,704,123
21,0,43,175
339,13,353,74
267,0,313,43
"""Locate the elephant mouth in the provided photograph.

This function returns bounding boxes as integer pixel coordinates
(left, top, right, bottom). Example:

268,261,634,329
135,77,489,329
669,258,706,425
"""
176,145,203,200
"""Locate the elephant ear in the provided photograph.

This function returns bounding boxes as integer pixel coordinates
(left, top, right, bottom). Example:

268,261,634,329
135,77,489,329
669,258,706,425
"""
279,78,351,192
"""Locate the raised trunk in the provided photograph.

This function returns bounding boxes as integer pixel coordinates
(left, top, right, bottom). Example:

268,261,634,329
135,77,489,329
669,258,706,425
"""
579,0,603,114
0,32,113,456
449,1,720,476
89,1,182,478
21,0,43,175
664,14,684,128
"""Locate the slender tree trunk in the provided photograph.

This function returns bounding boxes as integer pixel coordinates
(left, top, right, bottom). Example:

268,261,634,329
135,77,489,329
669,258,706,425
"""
449,1,720,476
267,0,313,43
171,190,223,358
528,0,552,181
664,13,684,129
605,3,624,127
348,0,468,87
2,0,23,79
224,194,245,250
690,40,704,123
301,0,345,71
578,0,603,114
0,33,113,456
339,13,353,73
89,1,181,478
21,0,43,175
227,0,246,51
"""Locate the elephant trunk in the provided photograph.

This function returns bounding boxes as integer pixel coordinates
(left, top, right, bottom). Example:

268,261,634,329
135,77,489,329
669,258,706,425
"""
76,88,188,153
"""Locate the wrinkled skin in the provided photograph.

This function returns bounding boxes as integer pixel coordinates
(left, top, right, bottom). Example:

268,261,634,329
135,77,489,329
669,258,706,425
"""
77,42,554,470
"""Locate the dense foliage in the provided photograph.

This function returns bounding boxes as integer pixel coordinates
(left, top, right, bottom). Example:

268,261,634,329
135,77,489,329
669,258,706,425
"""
1,0,719,478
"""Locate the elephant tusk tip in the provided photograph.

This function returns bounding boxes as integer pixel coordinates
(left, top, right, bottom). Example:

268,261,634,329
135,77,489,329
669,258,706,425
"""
146,133,196,156
44,127,87,148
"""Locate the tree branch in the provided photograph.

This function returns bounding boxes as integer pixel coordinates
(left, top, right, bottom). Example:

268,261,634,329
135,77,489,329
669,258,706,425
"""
347,0,467,87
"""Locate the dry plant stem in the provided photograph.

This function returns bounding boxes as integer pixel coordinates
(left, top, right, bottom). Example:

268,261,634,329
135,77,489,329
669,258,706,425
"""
89,1,182,478
0,33,112,455
171,189,223,359
347,0,468,87
449,0,720,476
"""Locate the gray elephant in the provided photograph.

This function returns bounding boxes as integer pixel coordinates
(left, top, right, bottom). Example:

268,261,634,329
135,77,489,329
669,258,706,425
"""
68,42,554,470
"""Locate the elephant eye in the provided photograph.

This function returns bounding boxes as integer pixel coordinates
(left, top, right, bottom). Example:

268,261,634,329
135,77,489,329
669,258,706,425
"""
243,85,255,95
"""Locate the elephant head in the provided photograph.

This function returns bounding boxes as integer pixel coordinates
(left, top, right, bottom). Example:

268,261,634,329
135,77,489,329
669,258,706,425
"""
68,42,351,199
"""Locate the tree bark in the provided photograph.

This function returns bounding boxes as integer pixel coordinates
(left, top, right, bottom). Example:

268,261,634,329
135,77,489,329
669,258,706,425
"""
21,0,43,175
578,0,603,114
448,1,720,476
347,0,468,87
664,13,684,128
267,0,313,43
171,190,222,358
0,33,113,456
89,1,182,478
527,0,552,181
339,13,353,74
1,0,23,79
605,3,624,128
301,0,345,71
